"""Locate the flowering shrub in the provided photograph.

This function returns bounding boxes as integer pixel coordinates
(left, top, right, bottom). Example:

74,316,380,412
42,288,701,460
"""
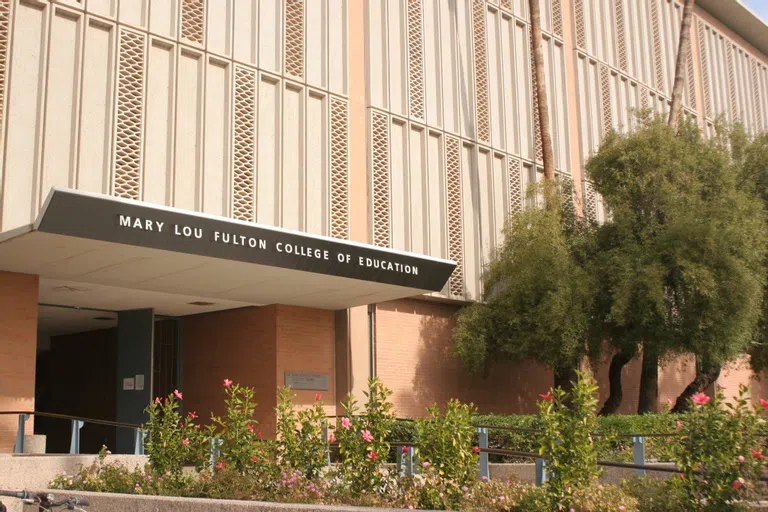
335,377,396,494
538,371,605,505
668,385,766,510
417,399,478,486
275,387,328,478
143,390,207,476
208,379,273,474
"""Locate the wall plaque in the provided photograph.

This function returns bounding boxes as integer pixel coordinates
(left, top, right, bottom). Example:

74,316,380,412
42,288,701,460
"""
285,372,329,391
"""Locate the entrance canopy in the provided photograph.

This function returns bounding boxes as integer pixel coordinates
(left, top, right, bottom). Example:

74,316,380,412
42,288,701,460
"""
0,189,456,312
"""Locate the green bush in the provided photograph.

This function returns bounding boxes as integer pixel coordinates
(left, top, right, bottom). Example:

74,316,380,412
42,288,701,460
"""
275,386,328,478
417,399,479,486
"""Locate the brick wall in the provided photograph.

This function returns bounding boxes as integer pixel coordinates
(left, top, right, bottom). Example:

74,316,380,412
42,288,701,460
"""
0,271,38,452
275,305,336,416
182,307,278,436
374,299,552,418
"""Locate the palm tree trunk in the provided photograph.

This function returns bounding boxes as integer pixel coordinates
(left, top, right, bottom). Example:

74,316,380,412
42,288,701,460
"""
599,349,634,415
529,0,556,209
668,0,695,129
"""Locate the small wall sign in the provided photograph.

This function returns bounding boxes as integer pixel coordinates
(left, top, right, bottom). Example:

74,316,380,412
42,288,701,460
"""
285,372,329,391
122,377,135,390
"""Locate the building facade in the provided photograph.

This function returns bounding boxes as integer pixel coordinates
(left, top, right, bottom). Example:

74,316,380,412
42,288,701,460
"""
0,0,766,453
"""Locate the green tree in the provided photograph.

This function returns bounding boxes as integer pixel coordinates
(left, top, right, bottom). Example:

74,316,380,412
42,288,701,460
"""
587,115,767,413
454,184,596,391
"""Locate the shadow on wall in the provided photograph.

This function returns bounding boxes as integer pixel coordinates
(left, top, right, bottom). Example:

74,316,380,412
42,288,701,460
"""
391,302,553,417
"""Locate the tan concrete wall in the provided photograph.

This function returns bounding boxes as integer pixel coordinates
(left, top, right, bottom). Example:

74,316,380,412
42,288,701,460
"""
182,306,278,437
0,271,38,453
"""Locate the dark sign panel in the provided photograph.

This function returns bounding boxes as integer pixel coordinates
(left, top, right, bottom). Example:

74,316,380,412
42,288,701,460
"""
36,190,456,292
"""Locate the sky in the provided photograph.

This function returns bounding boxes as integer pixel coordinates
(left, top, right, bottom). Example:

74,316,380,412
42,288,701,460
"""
745,0,768,22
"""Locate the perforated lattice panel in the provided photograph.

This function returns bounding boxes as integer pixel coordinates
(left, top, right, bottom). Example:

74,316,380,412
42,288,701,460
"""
501,0,512,11
558,174,575,216
651,0,664,92
529,28,543,163
446,136,464,297
726,44,738,121
285,0,304,79
685,36,697,111
615,0,627,72
552,0,563,38
371,111,390,247
574,0,586,49
181,0,205,44
697,22,712,118
752,60,763,129
114,30,145,200
330,98,349,239
472,0,490,144
583,181,598,222
233,67,256,221
508,157,523,215
407,0,425,120
0,0,9,140
640,86,650,110
600,64,612,136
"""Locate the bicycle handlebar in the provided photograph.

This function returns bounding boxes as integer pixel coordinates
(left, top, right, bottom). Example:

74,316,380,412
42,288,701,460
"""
0,490,89,508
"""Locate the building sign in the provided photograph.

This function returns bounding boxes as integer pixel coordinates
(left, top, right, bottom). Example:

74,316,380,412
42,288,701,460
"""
285,372,329,391
35,189,456,292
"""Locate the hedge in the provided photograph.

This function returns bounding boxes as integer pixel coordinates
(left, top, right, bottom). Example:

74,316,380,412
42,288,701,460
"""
385,415,686,463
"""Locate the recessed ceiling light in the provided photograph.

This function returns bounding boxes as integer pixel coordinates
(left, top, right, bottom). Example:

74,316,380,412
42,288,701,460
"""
188,301,215,306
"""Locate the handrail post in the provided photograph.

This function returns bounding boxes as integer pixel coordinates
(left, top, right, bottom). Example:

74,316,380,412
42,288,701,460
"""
535,458,548,486
69,420,84,454
632,436,646,477
14,414,29,454
477,427,490,481
133,429,146,455
209,438,222,466
322,426,331,466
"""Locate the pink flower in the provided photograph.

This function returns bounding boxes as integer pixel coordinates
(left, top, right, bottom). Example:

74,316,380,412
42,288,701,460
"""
215,462,225,469
733,478,745,490
422,462,430,468
368,451,378,461
173,389,183,400
361,430,373,442
739,455,746,462
481,476,488,482
251,456,259,463
666,399,674,408
473,446,481,454
752,449,767,460
619,507,625,511
181,438,189,446
223,379,233,388
188,411,198,419
402,446,409,453
328,434,336,444
692,392,711,405
676,421,683,431
408,506,414,510
154,397,161,405
539,392,554,402
247,423,255,434
315,393,322,401
760,399,768,411
341,417,352,430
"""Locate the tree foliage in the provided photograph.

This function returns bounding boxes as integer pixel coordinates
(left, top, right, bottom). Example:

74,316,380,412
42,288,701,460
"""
587,115,767,410
453,183,596,385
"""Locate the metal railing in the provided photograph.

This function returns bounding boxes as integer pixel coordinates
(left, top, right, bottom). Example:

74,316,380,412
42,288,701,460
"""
1,411,144,456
